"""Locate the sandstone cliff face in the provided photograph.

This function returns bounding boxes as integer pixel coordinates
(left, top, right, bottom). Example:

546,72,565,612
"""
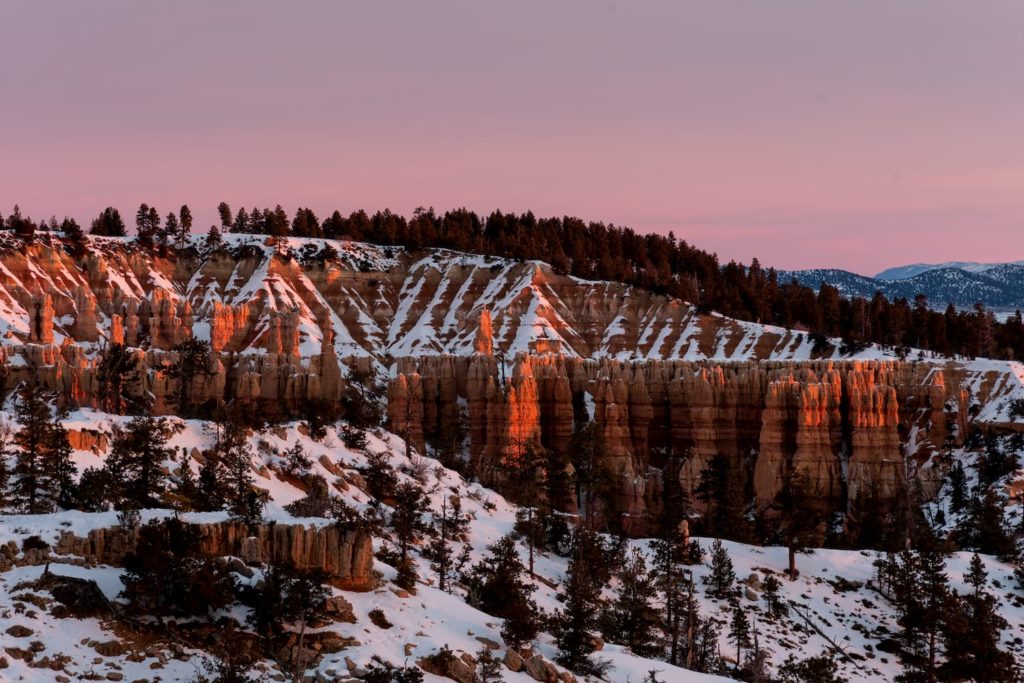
0,234,873,362
52,521,375,590
387,355,997,533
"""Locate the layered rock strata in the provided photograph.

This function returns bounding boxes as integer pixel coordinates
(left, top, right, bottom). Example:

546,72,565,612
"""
388,355,984,533
52,520,375,590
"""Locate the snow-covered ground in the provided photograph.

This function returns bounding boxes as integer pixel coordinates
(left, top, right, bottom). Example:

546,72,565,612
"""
2,415,1023,682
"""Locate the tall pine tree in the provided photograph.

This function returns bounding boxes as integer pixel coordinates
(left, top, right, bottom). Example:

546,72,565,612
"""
105,416,175,509
10,382,75,513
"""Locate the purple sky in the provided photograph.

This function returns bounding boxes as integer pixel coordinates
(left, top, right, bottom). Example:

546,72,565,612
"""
2,1,1022,275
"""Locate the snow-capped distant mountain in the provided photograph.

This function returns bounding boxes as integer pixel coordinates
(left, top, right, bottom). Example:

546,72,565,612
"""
782,265,1024,310
876,260,1024,280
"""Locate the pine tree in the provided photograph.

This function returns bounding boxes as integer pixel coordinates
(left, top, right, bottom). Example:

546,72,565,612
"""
555,528,609,676
569,421,614,530
881,548,953,683
475,646,503,682
96,343,144,414
178,204,193,247
11,382,75,513
508,442,544,574
280,441,312,477
135,203,159,244
105,416,174,509
883,551,925,673
167,339,214,417
270,204,289,238
778,654,845,683
391,481,428,590
948,462,968,513
778,471,821,580
605,547,661,657
90,206,126,236
957,487,1016,559
762,573,783,618
914,548,949,681
60,217,85,247
205,224,224,251
467,534,539,649
120,517,235,619
651,507,690,665
695,454,748,540
705,538,737,599
940,554,1015,682
217,202,233,230
542,447,573,552
162,212,179,247
173,458,199,511
233,207,250,234
196,456,226,512
212,416,262,524
728,602,751,670
429,497,457,592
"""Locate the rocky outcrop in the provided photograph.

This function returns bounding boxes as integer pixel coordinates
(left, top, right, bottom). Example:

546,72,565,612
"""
474,308,493,355
53,520,375,590
389,355,1000,533
28,294,54,344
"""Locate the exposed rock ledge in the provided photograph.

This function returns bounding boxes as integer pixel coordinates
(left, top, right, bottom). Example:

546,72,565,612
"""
51,520,375,591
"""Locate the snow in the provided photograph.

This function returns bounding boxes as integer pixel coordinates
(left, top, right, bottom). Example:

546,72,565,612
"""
2,400,1024,682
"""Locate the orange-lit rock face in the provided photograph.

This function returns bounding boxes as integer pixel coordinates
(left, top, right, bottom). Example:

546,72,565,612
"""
388,355,1003,535
474,308,494,355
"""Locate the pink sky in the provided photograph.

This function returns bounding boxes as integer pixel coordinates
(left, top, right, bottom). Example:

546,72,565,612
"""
1,1,1022,275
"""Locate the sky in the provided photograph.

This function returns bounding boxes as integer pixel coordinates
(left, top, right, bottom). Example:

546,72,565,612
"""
1,1,1022,275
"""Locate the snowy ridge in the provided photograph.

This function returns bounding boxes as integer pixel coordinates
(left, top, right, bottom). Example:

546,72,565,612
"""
876,260,1024,280
2,233,907,363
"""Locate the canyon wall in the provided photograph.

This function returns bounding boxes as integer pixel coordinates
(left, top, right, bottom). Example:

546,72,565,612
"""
387,354,991,534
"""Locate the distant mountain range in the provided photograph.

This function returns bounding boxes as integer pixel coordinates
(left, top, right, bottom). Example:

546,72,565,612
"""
782,261,1024,310
875,260,1024,280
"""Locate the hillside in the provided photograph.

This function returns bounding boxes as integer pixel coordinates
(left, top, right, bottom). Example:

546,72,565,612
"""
2,232,889,363
0,231,1023,682
2,417,1022,682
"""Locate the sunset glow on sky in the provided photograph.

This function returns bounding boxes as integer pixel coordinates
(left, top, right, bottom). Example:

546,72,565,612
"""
2,1,1022,274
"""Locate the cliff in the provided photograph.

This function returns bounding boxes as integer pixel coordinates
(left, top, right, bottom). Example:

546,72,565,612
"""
388,355,1015,534
50,520,375,590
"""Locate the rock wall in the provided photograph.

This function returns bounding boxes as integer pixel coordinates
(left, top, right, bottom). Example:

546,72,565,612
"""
388,355,984,533
6,338,357,418
52,520,375,590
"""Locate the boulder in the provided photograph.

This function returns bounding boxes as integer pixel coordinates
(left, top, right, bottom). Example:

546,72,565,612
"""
503,649,524,672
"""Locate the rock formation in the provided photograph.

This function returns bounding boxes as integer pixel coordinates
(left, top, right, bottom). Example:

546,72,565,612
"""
387,355,1002,534
53,520,375,590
